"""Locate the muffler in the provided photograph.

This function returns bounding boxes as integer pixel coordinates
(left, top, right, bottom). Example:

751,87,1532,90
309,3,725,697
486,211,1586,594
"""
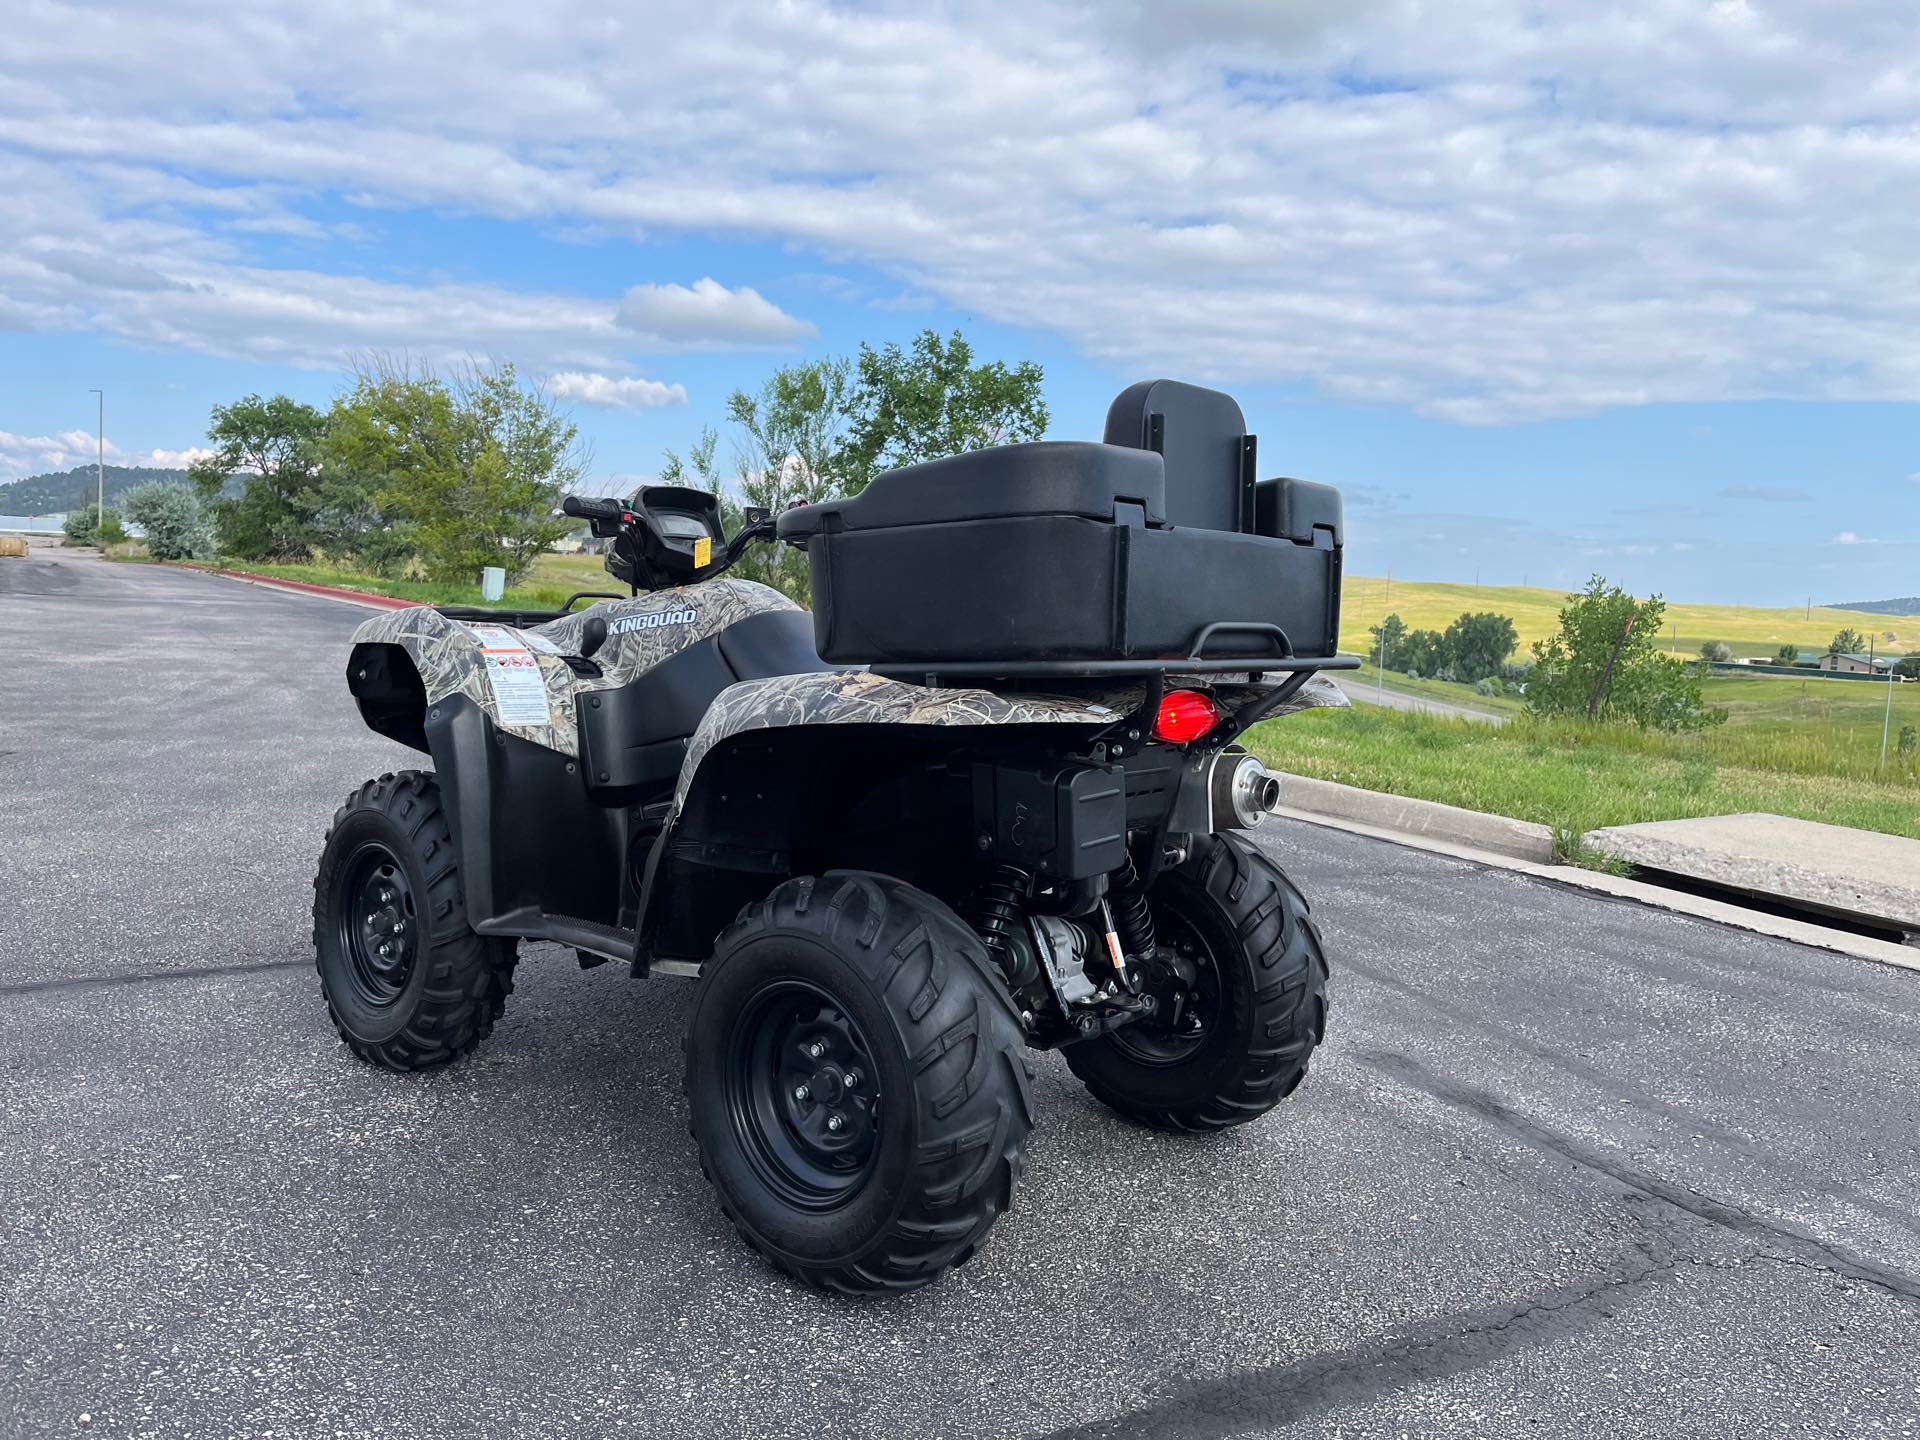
1211,752,1283,829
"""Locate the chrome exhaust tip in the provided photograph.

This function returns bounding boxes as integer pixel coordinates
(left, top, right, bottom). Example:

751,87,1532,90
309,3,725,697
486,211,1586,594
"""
1212,753,1282,829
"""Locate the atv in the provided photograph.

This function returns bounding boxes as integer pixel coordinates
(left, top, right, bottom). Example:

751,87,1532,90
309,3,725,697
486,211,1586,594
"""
313,379,1355,1294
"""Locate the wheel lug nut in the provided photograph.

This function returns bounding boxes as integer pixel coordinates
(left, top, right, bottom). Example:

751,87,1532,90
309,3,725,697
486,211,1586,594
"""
793,1084,811,1102
826,1113,845,1133
843,1070,860,1089
807,1041,826,1059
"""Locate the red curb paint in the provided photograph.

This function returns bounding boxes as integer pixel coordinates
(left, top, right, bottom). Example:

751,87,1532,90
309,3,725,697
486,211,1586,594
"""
172,562,422,610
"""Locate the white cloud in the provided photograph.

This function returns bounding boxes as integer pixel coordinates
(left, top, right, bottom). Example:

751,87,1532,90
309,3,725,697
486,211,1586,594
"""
0,428,118,480
139,446,219,468
1,2,1919,421
546,371,689,409
615,279,812,347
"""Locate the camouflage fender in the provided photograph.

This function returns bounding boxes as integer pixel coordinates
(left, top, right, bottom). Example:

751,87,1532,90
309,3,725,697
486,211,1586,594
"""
673,670,1133,808
350,578,799,757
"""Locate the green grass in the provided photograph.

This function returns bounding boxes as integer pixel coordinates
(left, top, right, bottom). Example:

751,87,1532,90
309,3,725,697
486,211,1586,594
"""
1342,575,1914,661
1248,704,1920,841
156,555,619,612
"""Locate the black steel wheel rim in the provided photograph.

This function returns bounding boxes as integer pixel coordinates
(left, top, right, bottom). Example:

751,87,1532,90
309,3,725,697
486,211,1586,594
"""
725,978,883,1211
334,840,419,1008
1110,903,1221,1065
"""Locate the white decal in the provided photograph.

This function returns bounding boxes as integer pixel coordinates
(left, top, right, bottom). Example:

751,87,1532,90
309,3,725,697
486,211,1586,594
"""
610,609,697,635
465,624,554,728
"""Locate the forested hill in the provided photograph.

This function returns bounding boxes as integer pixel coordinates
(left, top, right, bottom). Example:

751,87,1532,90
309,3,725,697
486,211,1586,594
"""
0,464,191,515
1831,597,1920,616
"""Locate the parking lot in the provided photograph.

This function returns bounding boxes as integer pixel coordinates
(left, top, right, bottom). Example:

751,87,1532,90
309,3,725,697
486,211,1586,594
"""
3,548,1917,1438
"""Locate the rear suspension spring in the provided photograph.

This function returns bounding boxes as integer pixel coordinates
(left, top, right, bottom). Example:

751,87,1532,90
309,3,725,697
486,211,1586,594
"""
1108,851,1157,960
973,863,1030,966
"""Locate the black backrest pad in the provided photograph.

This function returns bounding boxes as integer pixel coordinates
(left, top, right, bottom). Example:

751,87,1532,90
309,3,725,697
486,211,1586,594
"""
1104,379,1251,533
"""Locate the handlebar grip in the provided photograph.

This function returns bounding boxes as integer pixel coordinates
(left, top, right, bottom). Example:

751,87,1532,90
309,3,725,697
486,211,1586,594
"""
562,494,627,520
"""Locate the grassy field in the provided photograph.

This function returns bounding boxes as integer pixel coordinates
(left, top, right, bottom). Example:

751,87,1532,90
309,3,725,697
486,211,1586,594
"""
1251,675,1920,841
1341,575,1914,661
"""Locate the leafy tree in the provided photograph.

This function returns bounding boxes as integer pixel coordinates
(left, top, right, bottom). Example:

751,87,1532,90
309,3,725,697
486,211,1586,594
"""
1894,655,1920,680
121,481,213,560
843,329,1048,490
1400,628,1448,678
1368,613,1409,670
1525,576,1724,732
1828,627,1867,656
720,358,855,600
326,361,585,584
1698,639,1732,663
1444,611,1520,682
1774,644,1801,666
189,394,329,560
62,502,124,547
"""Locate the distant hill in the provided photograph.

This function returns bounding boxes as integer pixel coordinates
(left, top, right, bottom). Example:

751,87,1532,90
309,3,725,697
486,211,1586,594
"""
0,464,192,516
1831,597,1920,617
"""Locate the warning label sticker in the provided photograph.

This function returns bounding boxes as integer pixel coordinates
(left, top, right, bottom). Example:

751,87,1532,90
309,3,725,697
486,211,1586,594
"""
464,624,553,727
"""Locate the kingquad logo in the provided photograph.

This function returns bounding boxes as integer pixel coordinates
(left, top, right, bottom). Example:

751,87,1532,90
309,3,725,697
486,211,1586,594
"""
609,608,697,636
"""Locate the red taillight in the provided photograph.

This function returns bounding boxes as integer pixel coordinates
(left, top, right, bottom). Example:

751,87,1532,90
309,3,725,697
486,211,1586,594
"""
1152,689,1220,743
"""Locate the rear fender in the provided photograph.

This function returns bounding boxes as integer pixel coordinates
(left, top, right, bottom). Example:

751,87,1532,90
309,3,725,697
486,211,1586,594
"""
636,671,1132,960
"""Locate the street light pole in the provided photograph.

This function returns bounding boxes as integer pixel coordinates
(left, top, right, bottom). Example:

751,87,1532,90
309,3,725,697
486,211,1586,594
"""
88,389,104,526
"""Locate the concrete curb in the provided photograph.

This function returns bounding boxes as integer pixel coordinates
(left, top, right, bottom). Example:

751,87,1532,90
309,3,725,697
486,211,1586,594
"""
1262,804,1920,977
1276,772,1554,863
172,563,420,611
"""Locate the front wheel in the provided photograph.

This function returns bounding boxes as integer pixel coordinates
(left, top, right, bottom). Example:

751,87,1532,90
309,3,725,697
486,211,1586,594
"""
685,872,1033,1294
1065,833,1329,1132
311,771,517,1070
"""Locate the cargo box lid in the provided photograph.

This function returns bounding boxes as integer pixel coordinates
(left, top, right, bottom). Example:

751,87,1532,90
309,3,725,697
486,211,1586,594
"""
777,441,1165,539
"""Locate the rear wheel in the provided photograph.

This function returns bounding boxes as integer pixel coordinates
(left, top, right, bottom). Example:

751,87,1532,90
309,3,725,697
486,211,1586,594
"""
312,771,516,1070
685,872,1032,1294
1065,833,1328,1132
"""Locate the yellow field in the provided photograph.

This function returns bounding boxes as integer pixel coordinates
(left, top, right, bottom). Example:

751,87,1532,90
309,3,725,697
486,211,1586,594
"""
1340,576,1915,660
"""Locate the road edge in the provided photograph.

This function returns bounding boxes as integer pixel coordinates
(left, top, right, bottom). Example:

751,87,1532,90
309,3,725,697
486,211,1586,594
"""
1262,802,1920,976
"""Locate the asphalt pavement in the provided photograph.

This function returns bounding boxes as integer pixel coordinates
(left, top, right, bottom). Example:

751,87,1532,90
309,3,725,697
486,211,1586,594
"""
3,547,1917,1438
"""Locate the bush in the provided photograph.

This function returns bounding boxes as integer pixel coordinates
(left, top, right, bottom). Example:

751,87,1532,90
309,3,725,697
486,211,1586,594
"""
1699,640,1732,663
121,481,214,561
62,504,124,547
1899,725,1917,758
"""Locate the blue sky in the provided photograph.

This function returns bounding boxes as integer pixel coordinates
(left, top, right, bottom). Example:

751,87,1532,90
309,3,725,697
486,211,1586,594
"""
3,0,1916,605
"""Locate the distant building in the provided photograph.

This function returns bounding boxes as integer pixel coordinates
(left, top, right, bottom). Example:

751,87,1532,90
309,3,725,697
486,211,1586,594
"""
1819,652,1892,675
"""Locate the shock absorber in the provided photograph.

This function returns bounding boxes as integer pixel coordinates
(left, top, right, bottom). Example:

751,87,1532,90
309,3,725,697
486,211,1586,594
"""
1108,851,1157,961
972,863,1029,970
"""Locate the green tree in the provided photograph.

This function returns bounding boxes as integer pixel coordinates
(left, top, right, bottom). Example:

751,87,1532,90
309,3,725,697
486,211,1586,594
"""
722,358,854,599
1525,576,1724,732
1368,613,1409,671
326,361,585,583
1401,628,1447,678
189,394,329,560
1444,611,1520,682
843,329,1048,490
1698,639,1732,663
1828,627,1867,656
1893,655,1920,680
121,481,213,561
1774,643,1801,667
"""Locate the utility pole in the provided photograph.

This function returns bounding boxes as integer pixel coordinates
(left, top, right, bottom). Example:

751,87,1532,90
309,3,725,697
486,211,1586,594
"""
88,389,104,526
1881,651,1895,769
1379,567,1391,699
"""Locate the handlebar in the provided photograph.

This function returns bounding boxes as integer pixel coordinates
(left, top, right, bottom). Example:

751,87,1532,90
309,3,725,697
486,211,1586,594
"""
561,494,629,523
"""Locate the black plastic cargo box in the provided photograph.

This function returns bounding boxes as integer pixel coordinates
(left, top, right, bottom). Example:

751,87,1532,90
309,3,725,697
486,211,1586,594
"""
777,381,1343,673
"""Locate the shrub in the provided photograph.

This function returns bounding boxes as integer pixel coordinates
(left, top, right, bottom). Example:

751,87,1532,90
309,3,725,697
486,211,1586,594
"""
62,503,124,547
1899,725,1917,758
121,481,214,560
1698,640,1732,663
